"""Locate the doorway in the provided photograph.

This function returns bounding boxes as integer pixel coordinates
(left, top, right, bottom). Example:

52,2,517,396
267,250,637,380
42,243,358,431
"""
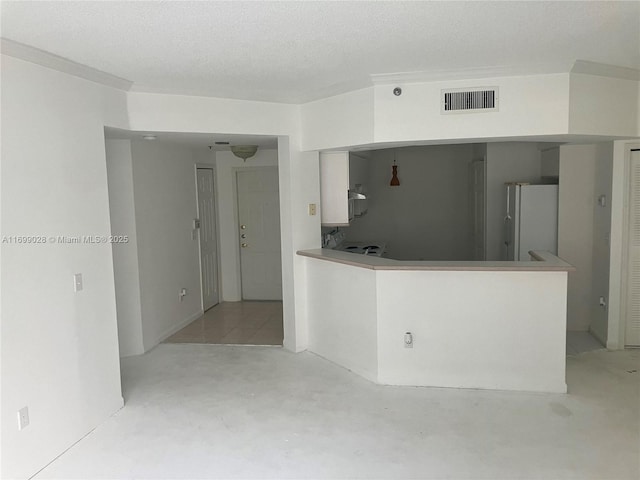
196,167,219,311
236,167,282,300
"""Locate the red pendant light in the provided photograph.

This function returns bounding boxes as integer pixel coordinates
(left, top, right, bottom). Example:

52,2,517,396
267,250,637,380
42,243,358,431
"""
390,150,400,186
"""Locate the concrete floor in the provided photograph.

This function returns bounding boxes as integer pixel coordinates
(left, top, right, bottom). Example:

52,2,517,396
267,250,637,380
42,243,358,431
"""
566,331,605,356
36,345,639,479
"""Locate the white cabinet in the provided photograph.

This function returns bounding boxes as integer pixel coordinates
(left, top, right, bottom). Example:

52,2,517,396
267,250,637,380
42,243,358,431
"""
320,151,351,226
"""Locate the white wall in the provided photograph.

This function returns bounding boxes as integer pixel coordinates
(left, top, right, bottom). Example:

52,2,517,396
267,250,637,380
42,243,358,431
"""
299,73,640,152
373,74,570,143
590,142,614,344
304,256,568,393
377,270,567,393
130,140,214,350
301,87,375,151
1,55,127,479
557,142,615,341
569,74,639,137
278,140,321,351
485,142,543,261
345,145,475,260
558,145,596,331
105,139,144,356
541,147,560,178
472,143,487,163
214,149,279,301
306,259,378,382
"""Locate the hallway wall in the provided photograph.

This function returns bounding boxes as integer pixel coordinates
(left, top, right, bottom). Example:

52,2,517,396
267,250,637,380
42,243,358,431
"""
105,139,144,356
130,140,215,350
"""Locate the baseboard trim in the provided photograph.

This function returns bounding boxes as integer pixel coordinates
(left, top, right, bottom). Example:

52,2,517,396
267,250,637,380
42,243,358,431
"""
588,325,607,348
147,309,204,352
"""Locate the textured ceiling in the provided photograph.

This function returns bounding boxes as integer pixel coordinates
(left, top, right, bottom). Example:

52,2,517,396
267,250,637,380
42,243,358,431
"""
2,1,639,103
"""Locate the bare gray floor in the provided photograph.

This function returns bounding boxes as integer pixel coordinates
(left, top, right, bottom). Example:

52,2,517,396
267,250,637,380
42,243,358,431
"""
566,331,605,355
35,345,639,480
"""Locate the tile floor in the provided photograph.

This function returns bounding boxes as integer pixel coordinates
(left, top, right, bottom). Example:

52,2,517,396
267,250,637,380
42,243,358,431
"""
34,345,640,479
164,301,283,346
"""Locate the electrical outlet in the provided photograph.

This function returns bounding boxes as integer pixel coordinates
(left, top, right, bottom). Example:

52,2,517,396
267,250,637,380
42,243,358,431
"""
404,332,413,348
17,406,29,430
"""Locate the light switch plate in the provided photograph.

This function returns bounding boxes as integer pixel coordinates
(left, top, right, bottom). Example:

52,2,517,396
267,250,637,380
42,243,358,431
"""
73,273,83,292
17,406,29,430
308,203,317,216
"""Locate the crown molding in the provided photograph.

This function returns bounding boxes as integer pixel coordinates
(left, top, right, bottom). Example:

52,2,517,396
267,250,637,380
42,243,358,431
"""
129,76,372,105
1,38,133,91
571,60,640,81
370,60,640,86
370,62,574,85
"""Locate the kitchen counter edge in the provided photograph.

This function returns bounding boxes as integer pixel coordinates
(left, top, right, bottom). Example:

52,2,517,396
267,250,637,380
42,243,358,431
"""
296,248,576,272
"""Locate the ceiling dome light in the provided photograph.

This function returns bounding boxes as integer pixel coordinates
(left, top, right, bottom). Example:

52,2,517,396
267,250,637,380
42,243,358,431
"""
230,145,258,161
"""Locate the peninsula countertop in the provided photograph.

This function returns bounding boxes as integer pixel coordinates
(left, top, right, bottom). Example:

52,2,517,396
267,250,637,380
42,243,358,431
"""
297,248,575,272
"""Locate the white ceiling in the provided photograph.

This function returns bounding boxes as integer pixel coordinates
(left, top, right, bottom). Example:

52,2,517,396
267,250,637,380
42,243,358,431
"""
2,1,639,104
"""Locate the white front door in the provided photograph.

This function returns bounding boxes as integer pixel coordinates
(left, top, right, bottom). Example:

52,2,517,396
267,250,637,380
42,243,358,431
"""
236,168,282,300
625,150,640,346
196,168,219,310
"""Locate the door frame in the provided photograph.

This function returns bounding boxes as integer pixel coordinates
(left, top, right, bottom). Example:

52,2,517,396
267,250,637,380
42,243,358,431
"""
232,165,282,300
194,163,222,311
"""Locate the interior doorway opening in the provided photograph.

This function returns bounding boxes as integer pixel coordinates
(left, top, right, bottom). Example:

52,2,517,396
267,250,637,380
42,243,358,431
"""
104,128,284,355
167,140,284,346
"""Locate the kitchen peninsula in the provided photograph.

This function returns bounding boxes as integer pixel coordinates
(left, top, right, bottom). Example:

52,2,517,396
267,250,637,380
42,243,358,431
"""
298,249,575,393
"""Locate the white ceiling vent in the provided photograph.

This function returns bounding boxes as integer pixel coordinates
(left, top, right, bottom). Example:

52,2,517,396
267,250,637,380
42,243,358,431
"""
441,87,498,114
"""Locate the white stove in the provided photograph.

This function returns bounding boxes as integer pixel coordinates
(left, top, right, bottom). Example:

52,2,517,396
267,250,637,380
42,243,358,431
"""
323,230,386,257
335,241,386,257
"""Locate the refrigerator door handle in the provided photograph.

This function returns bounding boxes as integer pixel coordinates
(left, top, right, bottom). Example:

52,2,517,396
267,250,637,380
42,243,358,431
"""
504,215,513,247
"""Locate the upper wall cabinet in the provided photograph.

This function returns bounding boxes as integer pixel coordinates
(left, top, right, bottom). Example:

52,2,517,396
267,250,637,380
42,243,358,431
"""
320,151,350,226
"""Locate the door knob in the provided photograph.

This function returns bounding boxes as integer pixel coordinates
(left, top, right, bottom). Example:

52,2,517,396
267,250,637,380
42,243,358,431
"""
240,225,247,230
241,243,248,248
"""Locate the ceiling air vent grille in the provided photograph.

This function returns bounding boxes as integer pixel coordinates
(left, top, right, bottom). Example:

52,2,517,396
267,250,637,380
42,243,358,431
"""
441,87,498,114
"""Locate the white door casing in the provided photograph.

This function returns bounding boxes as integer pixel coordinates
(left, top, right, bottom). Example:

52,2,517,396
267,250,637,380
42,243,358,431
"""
236,168,282,300
196,168,219,310
625,150,640,346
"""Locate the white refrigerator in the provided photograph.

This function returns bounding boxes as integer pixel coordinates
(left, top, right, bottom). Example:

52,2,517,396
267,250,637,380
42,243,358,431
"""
504,183,558,261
